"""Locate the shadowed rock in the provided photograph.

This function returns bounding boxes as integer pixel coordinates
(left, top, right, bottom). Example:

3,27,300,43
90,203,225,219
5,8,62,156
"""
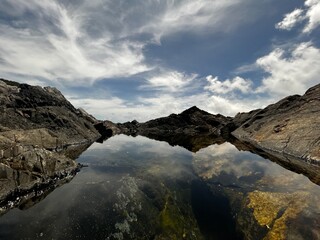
95,106,235,151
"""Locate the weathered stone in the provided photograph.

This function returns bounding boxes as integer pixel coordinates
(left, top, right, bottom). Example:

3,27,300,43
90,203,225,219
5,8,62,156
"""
0,78,101,206
232,84,320,163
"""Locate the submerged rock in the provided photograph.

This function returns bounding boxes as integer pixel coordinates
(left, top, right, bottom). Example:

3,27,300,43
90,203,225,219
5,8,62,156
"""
247,191,309,240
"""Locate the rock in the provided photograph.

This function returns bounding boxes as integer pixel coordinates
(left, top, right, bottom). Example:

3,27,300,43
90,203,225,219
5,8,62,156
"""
0,79,100,143
94,120,122,142
232,83,320,163
95,106,234,151
0,78,101,207
136,107,234,151
139,106,233,135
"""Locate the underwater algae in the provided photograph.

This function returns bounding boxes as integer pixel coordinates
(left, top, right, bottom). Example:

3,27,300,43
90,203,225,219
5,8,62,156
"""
248,190,309,240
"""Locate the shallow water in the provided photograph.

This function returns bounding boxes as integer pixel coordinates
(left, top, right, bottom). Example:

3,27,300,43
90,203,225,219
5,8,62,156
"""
0,135,319,239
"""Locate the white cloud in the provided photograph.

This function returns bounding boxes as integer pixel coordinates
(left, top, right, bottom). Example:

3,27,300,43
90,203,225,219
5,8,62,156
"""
256,42,320,97
69,96,164,122
69,90,271,122
275,9,305,30
140,71,198,92
304,0,320,33
205,95,269,116
0,0,255,85
276,0,320,33
140,0,247,43
205,75,252,94
0,0,149,84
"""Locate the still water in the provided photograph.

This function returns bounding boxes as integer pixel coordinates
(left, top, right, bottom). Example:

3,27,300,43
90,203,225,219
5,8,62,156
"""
0,135,319,239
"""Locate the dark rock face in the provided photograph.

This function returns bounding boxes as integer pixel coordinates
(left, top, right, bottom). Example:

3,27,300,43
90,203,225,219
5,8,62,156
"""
232,84,320,163
95,106,235,152
0,79,99,143
140,106,233,135
0,79,100,206
136,107,233,151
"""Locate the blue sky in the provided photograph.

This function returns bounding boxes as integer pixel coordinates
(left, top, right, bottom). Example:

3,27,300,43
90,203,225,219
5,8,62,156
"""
0,0,319,122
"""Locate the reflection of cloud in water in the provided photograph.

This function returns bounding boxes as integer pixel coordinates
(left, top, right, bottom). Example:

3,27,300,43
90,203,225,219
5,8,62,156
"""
193,142,268,180
192,142,320,191
84,134,189,155
78,134,193,180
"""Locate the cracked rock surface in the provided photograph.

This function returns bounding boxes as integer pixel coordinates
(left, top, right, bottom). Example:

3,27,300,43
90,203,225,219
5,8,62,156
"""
232,83,320,163
0,79,100,204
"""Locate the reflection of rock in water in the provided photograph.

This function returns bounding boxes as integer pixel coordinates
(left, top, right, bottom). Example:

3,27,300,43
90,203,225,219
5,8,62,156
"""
0,167,79,216
0,142,91,214
137,132,227,153
232,139,320,186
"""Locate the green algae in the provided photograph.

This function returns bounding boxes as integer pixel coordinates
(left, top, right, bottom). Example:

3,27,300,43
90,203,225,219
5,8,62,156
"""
156,188,202,240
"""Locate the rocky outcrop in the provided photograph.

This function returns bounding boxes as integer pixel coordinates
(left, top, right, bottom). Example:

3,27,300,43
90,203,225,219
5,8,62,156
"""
0,79,99,143
95,106,235,151
232,84,320,163
139,106,234,134
0,79,100,207
137,107,235,151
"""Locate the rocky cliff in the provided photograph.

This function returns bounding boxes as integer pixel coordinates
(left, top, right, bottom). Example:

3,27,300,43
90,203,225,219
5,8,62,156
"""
0,79,100,208
232,83,320,163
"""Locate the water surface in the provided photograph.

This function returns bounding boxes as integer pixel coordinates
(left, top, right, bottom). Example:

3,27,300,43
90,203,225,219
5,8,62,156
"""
0,135,319,239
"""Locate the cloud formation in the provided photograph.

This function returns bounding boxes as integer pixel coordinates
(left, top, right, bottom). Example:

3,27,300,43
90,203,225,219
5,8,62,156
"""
205,75,252,94
275,9,305,31
256,42,320,97
304,0,320,33
140,0,247,42
0,0,149,84
276,0,320,33
0,0,251,85
140,71,198,92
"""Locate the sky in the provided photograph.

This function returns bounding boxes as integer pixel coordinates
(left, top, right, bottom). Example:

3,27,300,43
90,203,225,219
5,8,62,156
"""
0,0,319,122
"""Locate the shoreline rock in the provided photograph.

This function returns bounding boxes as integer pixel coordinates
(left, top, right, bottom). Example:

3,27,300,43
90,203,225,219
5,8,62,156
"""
232,83,320,164
0,79,101,207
